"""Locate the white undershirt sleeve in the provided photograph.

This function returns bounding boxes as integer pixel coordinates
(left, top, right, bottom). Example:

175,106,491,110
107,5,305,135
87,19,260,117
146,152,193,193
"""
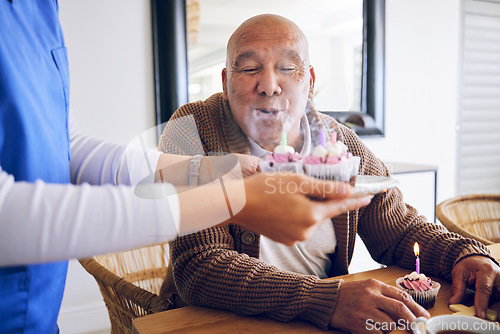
69,119,161,187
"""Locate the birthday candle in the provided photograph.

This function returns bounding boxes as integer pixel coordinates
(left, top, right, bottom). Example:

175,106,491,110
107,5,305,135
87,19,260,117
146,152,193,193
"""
414,242,420,274
320,129,326,148
331,129,337,143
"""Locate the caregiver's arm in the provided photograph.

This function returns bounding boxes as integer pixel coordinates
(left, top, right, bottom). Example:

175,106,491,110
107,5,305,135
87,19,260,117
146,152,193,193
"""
0,166,178,266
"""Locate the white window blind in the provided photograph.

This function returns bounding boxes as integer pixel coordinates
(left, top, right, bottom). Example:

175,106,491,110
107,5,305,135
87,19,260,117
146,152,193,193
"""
458,0,500,194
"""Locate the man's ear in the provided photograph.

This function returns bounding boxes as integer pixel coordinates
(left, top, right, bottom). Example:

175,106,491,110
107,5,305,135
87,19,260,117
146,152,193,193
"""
308,66,316,99
222,68,228,100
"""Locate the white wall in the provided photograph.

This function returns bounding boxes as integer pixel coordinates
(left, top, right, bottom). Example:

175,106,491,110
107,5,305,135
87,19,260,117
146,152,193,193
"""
57,0,463,332
60,0,156,144
364,0,461,203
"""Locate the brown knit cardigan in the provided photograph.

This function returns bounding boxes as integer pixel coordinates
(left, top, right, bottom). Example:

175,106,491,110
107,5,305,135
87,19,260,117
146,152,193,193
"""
158,93,493,329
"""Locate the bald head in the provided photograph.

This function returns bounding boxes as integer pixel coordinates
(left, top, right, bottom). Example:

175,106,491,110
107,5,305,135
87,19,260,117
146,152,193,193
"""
226,14,310,68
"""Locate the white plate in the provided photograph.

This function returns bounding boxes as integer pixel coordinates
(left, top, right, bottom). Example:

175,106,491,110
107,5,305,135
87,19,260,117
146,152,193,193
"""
352,175,399,196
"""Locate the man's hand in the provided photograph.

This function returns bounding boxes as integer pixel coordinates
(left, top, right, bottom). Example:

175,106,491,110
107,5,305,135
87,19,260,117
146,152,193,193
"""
330,279,430,334
450,255,500,318
197,154,261,184
231,172,372,245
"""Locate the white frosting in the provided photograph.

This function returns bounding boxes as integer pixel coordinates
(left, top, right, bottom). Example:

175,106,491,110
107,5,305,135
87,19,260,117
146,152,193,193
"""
326,141,348,158
312,145,328,158
274,144,295,154
408,271,420,280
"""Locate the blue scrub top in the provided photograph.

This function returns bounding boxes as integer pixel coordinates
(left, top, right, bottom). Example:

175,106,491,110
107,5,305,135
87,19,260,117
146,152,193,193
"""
1,0,71,332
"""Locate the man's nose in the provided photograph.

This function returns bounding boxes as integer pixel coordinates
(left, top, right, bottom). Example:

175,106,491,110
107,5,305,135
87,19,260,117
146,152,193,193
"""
257,69,282,97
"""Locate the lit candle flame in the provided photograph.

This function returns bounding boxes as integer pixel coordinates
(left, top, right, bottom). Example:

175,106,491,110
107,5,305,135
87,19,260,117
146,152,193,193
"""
414,242,420,256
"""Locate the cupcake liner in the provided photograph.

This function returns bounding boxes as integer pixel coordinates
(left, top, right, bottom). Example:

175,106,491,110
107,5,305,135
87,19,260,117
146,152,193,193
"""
304,156,360,183
259,161,304,174
396,277,441,309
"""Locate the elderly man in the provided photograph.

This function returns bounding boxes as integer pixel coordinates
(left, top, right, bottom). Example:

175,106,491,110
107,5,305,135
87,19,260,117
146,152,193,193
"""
158,14,499,332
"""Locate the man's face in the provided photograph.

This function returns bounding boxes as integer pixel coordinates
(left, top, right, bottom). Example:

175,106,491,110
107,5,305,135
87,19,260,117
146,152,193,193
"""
222,22,315,149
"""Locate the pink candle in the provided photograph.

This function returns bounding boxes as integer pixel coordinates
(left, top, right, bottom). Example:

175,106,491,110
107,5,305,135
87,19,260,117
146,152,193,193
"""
331,128,337,143
414,242,420,274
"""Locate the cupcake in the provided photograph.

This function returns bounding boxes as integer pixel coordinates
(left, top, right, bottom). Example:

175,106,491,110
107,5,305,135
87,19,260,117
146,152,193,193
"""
396,271,441,309
303,130,360,184
260,144,303,173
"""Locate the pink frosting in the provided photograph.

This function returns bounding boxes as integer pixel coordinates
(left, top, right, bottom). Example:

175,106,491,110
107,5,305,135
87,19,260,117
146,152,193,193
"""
303,152,352,165
403,275,433,292
266,152,302,163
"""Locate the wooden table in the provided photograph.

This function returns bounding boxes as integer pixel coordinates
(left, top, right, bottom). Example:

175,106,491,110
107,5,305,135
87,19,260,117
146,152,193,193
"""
133,244,500,333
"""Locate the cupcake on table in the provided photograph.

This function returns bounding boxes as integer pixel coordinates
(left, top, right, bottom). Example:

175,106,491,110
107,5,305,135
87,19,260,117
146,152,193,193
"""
303,128,360,184
396,243,441,309
260,124,303,173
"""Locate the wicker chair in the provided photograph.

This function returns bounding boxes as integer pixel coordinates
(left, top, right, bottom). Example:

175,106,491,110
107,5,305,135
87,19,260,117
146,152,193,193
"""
436,194,500,245
79,242,172,334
